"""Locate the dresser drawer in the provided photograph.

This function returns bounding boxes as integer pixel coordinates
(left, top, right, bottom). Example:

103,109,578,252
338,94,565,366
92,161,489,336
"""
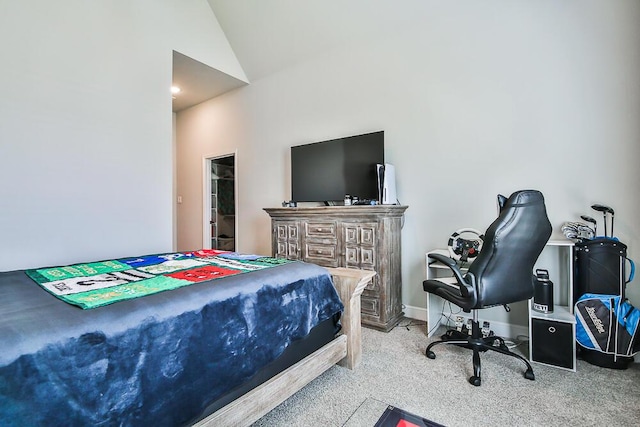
276,241,300,260
344,223,377,245
275,223,299,240
305,222,337,238
345,246,377,269
363,274,380,293
361,295,380,317
360,225,376,245
304,243,339,266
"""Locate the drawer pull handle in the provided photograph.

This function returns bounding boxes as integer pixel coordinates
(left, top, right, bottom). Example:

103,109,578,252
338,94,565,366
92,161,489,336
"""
548,326,556,333
317,228,322,232
317,250,323,254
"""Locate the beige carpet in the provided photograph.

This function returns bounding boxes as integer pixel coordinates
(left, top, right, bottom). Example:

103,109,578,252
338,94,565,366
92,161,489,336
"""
253,319,640,426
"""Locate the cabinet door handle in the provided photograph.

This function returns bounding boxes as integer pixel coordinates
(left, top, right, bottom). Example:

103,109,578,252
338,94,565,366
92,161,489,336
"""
548,326,556,333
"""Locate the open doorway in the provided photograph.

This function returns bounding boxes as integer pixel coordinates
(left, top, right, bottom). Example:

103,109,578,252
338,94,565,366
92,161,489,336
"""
204,154,236,251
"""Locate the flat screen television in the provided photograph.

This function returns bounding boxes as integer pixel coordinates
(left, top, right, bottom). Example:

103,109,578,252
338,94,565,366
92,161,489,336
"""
291,131,384,203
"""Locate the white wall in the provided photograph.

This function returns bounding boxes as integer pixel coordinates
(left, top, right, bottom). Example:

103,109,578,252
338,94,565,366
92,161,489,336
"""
0,0,244,271
176,2,640,320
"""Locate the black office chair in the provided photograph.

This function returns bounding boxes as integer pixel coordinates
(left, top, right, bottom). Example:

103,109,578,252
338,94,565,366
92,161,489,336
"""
423,190,552,386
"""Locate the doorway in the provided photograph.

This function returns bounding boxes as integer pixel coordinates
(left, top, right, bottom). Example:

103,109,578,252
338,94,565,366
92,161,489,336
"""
204,154,236,251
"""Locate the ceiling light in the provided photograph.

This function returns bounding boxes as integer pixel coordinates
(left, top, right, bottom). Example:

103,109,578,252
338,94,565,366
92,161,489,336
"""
171,86,181,94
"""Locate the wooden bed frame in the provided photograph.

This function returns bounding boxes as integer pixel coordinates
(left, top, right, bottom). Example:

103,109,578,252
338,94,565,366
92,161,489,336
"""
195,267,376,427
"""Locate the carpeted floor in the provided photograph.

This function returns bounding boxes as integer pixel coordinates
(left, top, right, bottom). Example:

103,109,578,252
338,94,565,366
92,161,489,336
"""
253,319,640,426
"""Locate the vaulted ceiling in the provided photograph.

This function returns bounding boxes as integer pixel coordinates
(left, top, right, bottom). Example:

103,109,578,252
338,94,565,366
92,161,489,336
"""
173,0,429,111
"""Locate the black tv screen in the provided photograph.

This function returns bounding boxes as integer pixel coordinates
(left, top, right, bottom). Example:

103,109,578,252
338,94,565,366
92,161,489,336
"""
291,131,384,203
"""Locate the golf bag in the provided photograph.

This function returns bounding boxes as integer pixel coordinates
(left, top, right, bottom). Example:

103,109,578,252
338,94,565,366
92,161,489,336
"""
575,294,640,369
574,237,636,369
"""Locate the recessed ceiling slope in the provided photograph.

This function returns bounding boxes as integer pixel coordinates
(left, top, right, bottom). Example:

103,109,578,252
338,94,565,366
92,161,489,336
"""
172,51,247,112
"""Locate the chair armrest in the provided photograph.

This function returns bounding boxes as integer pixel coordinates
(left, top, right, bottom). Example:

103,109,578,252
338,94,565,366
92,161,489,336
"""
428,253,464,279
427,253,474,298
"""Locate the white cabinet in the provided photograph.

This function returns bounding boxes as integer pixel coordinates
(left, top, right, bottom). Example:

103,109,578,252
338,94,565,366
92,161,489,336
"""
529,240,576,371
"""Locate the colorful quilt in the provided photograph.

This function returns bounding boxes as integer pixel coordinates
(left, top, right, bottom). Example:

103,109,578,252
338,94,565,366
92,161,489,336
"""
25,250,293,309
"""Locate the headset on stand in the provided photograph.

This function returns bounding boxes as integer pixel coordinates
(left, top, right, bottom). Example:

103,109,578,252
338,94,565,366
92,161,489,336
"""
448,228,484,264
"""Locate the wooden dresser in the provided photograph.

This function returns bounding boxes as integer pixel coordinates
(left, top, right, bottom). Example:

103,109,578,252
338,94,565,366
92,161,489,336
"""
264,205,408,331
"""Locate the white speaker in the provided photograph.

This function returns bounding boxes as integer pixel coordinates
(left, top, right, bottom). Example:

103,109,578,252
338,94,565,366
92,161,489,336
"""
376,163,397,205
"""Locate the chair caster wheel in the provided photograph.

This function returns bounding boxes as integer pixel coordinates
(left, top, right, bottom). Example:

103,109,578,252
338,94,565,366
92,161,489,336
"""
426,350,436,359
468,376,481,386
524,370,535,381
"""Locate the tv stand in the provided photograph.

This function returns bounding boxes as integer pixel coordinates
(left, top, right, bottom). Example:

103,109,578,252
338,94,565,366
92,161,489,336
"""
264,205,408,331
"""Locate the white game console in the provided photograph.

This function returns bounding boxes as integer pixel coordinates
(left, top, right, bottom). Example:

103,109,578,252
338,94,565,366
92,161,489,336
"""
376,163,397,205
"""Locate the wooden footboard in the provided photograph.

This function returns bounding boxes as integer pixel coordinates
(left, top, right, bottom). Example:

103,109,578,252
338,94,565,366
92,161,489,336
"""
195,268,374,427
325,267,376,370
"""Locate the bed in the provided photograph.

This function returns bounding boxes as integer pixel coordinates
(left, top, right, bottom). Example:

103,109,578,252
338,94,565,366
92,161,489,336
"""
0,250,374,426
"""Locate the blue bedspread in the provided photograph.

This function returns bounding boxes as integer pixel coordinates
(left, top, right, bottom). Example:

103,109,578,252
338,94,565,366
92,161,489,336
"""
0,261,343,426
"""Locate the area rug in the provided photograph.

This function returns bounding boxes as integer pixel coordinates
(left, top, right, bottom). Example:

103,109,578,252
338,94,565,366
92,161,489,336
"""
374,405,445,427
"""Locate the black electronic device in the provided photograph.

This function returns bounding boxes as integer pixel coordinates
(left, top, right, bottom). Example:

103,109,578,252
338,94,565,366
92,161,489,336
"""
447,228,484,263
352,199,378,205
533,269,554,313
291,131,384,203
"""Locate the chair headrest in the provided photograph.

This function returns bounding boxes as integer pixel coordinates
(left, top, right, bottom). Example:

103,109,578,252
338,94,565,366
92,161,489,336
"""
502,190,545,209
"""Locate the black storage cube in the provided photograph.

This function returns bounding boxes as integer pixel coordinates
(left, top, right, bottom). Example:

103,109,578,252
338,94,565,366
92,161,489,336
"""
531,318,575,370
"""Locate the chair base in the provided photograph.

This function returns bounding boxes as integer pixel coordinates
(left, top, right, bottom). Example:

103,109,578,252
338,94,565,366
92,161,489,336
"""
426,316,535,386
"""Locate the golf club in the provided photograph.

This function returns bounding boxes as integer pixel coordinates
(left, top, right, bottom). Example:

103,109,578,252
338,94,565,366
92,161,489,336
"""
610,208,615,237
580,215,597,237
591,204,614,238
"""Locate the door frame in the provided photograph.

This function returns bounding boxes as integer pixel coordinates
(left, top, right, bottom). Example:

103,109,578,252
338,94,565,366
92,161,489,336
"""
202,150,238,250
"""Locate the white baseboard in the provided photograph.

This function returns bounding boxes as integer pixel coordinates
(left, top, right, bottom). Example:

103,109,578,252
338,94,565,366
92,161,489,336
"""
403,304,427,322
403,304,529,341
